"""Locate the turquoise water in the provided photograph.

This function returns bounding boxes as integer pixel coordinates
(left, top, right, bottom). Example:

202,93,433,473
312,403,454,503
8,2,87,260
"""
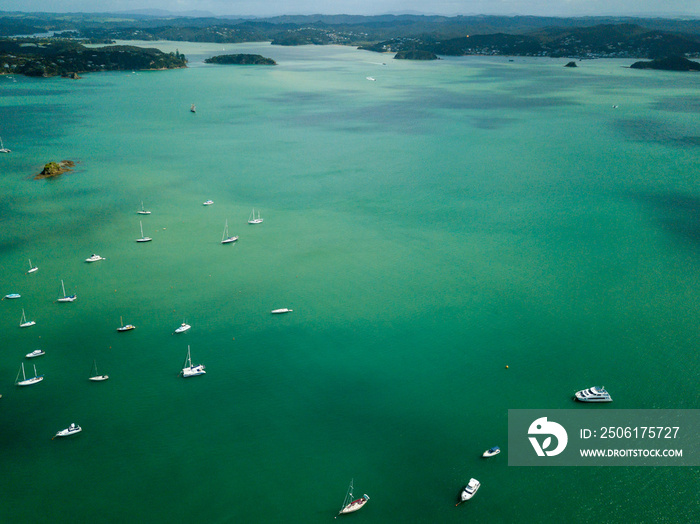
1,43,699,523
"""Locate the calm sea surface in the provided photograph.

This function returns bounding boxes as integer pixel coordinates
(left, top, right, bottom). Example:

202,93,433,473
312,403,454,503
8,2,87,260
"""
1,42,698,523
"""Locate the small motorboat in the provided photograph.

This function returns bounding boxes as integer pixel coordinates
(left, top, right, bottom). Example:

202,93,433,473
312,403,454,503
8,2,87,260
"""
457,478,480,505
203,200,214,206
174,322,191,334
26,349,45,358
271,308,293,314
574,386,612,402
85,254,105,262
53,423,81,438
483,446,501,458
4,293,20,299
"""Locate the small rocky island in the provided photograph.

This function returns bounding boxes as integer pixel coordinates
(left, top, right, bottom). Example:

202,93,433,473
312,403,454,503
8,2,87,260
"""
564,61,577,67
630,56,700,71
394,50,439,60
35,160,75,179
204,54,276,65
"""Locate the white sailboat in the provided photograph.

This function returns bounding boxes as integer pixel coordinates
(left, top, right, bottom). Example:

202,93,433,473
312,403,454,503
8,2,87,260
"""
0,137,10,153
89,359,109,381
137,201,151,215
136,220,152,242
19,308,36,328
190,103,196,113
27,259,38,273
57,279,77,302
117,316,135,332
221,220,238,244
337,479,369,515
85,253,105,262
248,208,263,224
271,308,292,314
181,345,205,377
15,362,44,386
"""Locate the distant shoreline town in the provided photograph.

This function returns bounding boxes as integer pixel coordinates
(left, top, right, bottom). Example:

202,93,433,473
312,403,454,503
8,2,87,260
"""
1,13,699,76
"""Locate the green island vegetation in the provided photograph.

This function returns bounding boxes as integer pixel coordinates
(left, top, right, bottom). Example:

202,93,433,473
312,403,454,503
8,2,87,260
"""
393,49,438,60
204,53,276,65
0,38,186,77
35,160,75,179
630,56,700,71
0,12,698,76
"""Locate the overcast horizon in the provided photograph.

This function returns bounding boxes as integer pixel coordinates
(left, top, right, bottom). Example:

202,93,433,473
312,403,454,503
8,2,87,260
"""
0,1,698,19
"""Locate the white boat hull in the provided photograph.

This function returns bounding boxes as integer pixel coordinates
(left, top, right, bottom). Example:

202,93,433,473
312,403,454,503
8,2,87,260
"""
17,376,43,386
459,479,480,502
339,495,369,514
271,308,292,314
57,296,77,302
175,324,191,333
89,375,109,381
26,350,45,358
221,237,238,244
28,267,38,273
55,425,81,437
117,325,135,332
20,321,36,328
182,365,206,377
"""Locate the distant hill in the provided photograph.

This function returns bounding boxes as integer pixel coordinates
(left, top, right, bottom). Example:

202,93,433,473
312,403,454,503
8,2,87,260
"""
0,13,698,60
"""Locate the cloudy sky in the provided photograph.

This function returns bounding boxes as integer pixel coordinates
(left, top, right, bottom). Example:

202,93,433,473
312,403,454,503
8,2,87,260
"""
0,0,697,17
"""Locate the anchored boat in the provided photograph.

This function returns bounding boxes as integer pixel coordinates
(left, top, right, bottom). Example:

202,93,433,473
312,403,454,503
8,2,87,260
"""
337,479,369,515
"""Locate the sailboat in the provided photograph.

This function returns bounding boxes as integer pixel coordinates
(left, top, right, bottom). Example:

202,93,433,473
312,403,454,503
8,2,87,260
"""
15,362,44,386
19,308,36,328
137,201,151,215
57,279,77,302
89,359,109,381
0,137,10,153
180,345,205,377
248,208,263,224
190,104,196,113
136,220,152,242
27,259,38,273
117,316,135,332
221,220,238,244
337,479,369,515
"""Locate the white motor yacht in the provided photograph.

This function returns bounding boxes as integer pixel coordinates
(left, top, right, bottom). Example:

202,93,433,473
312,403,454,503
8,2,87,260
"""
574,386,612,402
457,478,480,504
54,423,81,438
